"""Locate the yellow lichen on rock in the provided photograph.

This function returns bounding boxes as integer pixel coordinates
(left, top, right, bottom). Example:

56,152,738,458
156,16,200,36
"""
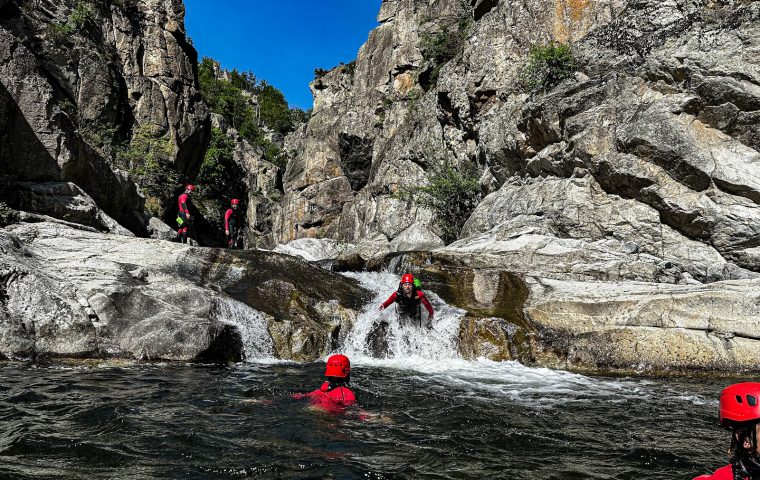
553,0,594,43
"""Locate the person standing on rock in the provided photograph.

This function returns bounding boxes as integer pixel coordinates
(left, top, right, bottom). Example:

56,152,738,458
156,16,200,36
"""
176,184,195,244
694,382,760,480
378,273,434,329
224,198,242,249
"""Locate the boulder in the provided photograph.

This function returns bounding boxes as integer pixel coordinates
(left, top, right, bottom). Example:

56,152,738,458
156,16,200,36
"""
0,221,370,362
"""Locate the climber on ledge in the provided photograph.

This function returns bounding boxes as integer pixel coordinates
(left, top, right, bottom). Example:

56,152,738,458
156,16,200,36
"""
224,198,241,249
176,184,195,244
378,273,434,329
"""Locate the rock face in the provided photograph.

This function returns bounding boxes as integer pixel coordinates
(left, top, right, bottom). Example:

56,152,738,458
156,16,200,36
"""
0,220,370,362
210,114,282,248
271,0,760,372
0,0,209,234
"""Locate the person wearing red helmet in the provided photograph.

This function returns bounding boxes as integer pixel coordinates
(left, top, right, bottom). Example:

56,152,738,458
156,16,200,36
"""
292,354,356,413
694,383,760,480
378,273,434,329
176,184,195,244
224,198,241,249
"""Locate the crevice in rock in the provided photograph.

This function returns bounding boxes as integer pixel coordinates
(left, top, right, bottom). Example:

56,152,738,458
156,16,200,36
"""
338,132,374,191
193,324,243,363
712,177,760,206
616,137,712,192
329,324,341,352
471,0,498,21
301,220,324,230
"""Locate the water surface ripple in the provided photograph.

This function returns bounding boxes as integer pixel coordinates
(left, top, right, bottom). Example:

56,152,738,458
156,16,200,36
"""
0,361,734,479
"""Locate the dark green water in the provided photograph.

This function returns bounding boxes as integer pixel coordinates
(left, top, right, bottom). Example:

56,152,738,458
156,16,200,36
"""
0,360,737,479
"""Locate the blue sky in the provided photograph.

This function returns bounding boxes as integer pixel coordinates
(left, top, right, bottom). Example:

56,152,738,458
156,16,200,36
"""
184,0,382,110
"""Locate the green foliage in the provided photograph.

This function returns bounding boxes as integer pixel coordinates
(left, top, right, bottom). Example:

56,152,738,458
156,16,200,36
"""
80,125,117,148
396,155,480,244
69,1,95,30
520,42,577,92
257,81,293,134
46,22,73,40
198,57,301,167
46,1,95,42
116,125,176,217
418,15,472,88
290,108,311,125
196,128,239,199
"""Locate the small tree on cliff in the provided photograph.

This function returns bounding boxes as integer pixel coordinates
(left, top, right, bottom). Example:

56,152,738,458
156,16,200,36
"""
396,154,480,244
520,42,577,92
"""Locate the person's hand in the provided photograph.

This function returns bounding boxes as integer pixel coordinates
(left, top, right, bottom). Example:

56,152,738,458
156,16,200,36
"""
426,317,434,329
225,229,229,235
378,305,384,312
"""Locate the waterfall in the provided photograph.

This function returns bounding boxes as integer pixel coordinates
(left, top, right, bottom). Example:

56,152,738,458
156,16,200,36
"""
339,271,465,365
211,297,275,361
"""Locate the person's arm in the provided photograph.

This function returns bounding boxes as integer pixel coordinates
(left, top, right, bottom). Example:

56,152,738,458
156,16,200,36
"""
379,292,397,310
419,291,434,317
224,209,232,234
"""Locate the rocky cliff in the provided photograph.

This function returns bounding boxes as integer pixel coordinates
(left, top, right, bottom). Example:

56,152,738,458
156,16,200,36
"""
0,0,209,234
275,0,760,372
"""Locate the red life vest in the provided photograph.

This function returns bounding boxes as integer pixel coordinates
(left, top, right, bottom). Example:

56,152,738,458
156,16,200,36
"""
178,193,190,214
293,382,356,414
693,465,736,480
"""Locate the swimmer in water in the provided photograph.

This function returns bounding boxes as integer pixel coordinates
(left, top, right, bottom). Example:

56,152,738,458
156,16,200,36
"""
694,382,760,480
292,354,356,413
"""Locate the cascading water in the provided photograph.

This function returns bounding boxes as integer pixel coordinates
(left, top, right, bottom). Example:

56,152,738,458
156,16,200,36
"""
211,296,275,361
340,271,465,365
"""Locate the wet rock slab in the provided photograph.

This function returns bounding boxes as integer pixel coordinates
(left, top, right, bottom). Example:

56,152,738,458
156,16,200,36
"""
0,221,370,362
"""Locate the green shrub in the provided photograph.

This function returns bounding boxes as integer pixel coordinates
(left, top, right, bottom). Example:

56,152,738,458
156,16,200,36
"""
418,15,472,89
46,22,73,41
116,125,176,216
520,42,577,92
396,155,480,244
196,128,242,198
69,1,95,31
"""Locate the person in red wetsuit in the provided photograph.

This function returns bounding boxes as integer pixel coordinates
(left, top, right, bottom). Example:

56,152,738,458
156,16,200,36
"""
176,184,195,244
293,354,356,414
224,198,241,249
378,273,434,329
694,383,760,480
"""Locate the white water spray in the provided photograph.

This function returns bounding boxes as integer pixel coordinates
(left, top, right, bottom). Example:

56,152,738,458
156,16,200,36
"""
211,297,275,361
340,271,465,363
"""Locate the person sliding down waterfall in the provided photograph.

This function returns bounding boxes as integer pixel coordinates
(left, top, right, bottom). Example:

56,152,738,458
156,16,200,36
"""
176,184,195,244
224,198,241,249
292,354,356,414
694,382,760,480
378,273,434,329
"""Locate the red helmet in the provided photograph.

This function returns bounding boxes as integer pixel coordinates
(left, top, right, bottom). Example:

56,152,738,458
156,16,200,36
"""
401,273,414,285
231,198,240,205
325,354,350,378
185,184,196,192
720,383,760,428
